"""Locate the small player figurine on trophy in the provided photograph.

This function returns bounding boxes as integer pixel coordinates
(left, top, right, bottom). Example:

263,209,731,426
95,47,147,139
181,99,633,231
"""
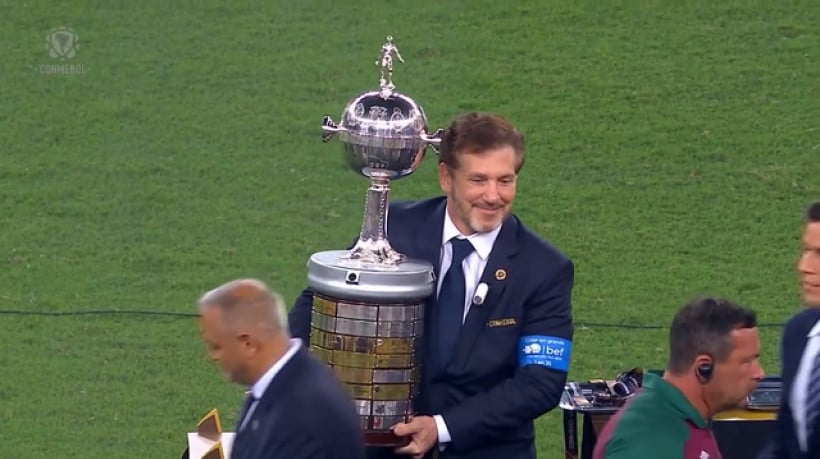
375,35,404,97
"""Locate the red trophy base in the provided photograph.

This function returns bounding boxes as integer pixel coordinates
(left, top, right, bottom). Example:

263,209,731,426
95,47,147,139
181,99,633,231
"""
364,430,411,447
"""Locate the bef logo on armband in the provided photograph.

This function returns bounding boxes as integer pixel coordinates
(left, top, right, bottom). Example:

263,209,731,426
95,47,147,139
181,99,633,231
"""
518,335,571,372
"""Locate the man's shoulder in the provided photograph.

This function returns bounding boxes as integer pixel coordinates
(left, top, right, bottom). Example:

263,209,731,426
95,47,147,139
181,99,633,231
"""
298,351,347,395
785,307,820,331
601,395,689,459
783,307,820,345
608,391,690,444
388,196,445,216
307,354,361,404
510,214,572,266
277,352,359,423
601,431,685,459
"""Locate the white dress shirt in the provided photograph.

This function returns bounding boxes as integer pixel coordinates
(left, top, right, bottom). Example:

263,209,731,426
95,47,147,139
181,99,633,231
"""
433,209,502,446
790,318,820,452
436,209,503,320
239,338,302,431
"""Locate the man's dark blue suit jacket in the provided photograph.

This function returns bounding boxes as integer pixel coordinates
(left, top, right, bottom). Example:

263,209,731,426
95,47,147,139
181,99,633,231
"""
229,345,366,459
764,307,820,459
289,197,575,459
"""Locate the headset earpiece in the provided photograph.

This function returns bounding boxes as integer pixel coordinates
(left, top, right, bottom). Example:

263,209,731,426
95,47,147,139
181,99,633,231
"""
696,361,713,383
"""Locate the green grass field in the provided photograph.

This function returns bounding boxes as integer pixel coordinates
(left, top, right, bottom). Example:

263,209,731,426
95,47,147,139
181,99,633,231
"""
1,1,818,457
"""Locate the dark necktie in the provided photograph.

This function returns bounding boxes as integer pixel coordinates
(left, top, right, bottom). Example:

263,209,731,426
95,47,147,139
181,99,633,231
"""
437,237,474,368
237,391,257,431
805,349,820,442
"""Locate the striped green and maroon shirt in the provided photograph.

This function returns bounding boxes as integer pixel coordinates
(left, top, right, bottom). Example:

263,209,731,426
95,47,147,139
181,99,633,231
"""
593,372,723,459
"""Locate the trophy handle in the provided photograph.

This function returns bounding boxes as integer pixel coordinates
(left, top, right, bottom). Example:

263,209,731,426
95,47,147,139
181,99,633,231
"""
322,115,342,142
420,128,444,154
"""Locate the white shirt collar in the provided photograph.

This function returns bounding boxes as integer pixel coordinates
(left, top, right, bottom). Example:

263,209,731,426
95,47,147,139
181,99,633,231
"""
249,338,302,400
808,318,820,338
442,206,502,260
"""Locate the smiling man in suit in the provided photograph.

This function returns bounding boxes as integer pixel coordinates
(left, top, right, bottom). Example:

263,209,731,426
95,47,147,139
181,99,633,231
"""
289,112,575,459
198,279,365,459
766,201,820,459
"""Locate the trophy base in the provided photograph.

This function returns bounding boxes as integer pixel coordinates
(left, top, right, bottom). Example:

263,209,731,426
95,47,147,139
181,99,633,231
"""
306,250,435,451
364,430,411,448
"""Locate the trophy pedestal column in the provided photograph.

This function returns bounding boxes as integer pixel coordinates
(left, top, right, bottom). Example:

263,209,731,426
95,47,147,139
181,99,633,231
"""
306,250,435,447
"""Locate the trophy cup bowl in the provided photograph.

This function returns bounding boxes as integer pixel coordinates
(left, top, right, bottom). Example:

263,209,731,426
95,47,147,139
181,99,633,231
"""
319,43,443,269
322,91,440,181
307,36,440,447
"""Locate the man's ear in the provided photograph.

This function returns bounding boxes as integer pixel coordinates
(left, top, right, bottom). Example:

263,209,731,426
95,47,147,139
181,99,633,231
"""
438,162,451,194
694,354,714,383
694,354,711,366
237,332,255,352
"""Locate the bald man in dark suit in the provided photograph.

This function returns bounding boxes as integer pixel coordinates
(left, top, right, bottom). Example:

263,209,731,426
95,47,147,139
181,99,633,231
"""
198,279,366,459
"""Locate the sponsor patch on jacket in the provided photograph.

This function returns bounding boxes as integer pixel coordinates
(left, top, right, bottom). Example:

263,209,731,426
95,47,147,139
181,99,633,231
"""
518,335,571,372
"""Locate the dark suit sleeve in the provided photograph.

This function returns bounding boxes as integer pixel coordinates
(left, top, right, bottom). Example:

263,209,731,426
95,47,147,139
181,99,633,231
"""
761,318,796,459
288,288,314,342
289,235,361,342
441,259,574,451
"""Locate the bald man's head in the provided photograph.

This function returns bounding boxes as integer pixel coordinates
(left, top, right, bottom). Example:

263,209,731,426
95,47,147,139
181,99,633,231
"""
197,279,291,385
198,278,289,336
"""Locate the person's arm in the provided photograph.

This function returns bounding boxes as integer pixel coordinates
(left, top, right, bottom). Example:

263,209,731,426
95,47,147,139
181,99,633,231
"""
757,319,797,459
288,288,315,342
439,259,574,451
289,235,361,342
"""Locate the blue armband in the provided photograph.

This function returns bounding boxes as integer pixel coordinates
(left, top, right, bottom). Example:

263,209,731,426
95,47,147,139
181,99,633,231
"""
518,335,571,372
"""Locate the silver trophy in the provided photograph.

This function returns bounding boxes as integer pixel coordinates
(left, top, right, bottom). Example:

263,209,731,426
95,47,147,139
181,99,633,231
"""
321,34,442,269
307,36,441,446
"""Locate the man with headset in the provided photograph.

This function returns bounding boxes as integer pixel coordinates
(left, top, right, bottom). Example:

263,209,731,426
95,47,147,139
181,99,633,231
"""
593,297,765,459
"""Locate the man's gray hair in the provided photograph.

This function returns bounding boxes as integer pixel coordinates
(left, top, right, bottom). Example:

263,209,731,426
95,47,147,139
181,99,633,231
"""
197,278,289,336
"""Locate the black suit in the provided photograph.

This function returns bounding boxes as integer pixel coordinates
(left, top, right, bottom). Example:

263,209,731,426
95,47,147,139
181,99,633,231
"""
289,197,575,459
766,307,820,459
230,346,366,459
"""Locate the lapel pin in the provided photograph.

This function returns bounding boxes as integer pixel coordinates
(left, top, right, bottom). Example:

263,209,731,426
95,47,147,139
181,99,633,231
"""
495,269,507,281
